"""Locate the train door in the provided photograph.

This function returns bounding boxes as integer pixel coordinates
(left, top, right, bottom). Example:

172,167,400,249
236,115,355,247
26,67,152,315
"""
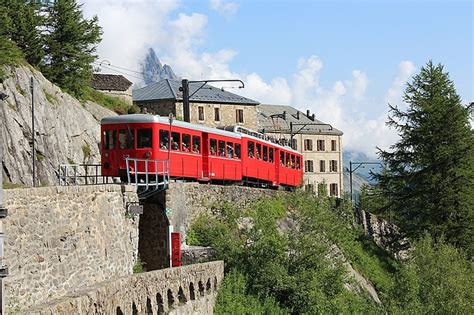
202,132,210,179
274,148,280,186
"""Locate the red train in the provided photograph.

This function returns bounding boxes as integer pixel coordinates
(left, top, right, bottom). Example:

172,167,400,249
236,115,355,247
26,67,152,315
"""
100,114,303,188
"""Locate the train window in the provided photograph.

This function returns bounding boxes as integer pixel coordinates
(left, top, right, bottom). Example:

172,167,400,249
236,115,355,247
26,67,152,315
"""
248,142,255,158
263,146,268,162
235,143,241,159
286,153,291,167
226,142,233,159
103,130,116,150
119,129,134,149
160,130,169,149
210,139,217,155
296,156,301,169
218,140,225,157
256,144,262,160
137,129,152,149
269,148,274,163
280,151,285,166
291,155,296,169
192,136,201,153
182,134,191,152
171,132,180,151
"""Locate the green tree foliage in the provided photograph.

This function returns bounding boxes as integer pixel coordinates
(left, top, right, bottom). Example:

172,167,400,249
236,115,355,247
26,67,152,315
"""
0,36,24,82
41,0,102,98
0,0,44,67
189,193,386,314
389,235,474,314
375,61,474,255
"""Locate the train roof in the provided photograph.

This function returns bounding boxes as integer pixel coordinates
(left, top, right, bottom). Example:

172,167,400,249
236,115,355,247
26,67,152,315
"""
101,114,241,139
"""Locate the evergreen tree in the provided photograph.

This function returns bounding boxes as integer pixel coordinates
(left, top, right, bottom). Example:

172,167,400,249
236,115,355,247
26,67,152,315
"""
42,0,101,97
0,0,44,67
375,61,473,255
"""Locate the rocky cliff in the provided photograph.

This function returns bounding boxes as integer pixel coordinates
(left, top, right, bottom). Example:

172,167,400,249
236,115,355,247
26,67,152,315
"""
0,65,116,186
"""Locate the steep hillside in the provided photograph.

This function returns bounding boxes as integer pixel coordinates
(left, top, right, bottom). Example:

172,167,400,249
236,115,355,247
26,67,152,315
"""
0,65,116,186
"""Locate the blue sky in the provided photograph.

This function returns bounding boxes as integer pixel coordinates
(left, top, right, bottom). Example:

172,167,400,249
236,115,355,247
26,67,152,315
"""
83,0,473,156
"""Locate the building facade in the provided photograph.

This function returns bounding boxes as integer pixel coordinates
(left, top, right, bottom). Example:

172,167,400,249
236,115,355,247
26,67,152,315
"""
258,104,344,197
133,79,259,130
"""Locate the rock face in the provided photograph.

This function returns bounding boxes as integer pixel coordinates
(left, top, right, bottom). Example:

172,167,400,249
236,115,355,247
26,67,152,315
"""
141,48,178,85
0,65,116,186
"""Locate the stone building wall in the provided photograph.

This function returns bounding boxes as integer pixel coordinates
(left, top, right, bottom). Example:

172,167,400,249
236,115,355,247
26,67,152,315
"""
27,261,224,315
101,86,133,105
3,185,139,311
135,100,258,130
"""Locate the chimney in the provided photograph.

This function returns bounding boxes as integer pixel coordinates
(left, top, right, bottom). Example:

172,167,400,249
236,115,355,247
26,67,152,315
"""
311,114,315,121
306,109,310,117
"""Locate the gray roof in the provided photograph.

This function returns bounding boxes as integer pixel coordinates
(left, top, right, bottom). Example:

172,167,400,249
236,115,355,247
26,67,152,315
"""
133,79,259,105
257,104,343,136
92,74,132,91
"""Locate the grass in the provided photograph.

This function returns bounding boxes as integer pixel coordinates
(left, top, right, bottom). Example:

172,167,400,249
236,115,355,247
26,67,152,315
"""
44,91,56,104
82,88,140,115
133,256,146,273
0,36,24,82
3,182,28,189
82,143,91,161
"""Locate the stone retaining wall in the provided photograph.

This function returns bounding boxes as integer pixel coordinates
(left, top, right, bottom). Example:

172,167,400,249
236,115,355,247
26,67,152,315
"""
3,185,139,311
27,261,224,315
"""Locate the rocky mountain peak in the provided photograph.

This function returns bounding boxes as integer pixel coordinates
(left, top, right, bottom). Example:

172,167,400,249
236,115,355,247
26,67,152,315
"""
141,48,178,85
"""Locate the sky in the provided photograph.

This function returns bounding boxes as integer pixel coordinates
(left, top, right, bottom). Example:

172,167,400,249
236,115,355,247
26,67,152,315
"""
82,0,473,157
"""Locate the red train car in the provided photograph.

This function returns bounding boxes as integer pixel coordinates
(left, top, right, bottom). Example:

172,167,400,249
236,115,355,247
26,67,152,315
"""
100,114,302,188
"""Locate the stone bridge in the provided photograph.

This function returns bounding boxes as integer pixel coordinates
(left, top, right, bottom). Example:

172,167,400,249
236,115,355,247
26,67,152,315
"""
28,261,224,314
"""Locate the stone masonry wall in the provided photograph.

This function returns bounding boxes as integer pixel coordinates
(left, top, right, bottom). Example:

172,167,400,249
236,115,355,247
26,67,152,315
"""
27,261,224,315
3,184,139,311
165,182,283,243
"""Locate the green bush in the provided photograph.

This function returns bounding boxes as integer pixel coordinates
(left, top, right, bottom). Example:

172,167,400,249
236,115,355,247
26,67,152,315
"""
0,36,24,82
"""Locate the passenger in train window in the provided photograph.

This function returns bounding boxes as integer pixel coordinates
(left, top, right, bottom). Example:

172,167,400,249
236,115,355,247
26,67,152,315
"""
256,144,262,160
248,142,255,158
218,140,225,156
263,146,268,162
291,155,296,169
160,130,169,149
235,143,241,159
286,153,291,167
192,136,201,153
296,156,301,169
269,148,274,163
226,142,233,158
210,139,217,155
171,132,180,151
182,134,191,152
280,152,285,166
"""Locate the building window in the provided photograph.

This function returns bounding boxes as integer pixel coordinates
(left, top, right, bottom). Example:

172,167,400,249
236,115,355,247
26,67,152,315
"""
320,160,326,172
331,140,337,151
304,139,313,151
330,183,338,197
317,140,325,151
304,160,314,172
236,109,244,123
291,139,297,150
198,106,204,121
214,108,220,121
329,160,338,172
305,184,314,193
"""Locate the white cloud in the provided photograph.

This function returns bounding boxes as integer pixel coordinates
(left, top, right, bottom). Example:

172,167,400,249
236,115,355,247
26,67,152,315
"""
82,1,414,157
210,0,239,19
385,60,416,106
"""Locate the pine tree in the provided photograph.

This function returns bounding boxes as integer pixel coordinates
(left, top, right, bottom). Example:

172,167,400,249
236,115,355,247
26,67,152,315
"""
0,0,44,67
375,61,473,255
42,0,101,98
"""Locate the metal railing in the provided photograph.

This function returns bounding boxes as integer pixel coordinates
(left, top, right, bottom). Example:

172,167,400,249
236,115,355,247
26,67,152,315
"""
125,157,170,199
58,164,112,186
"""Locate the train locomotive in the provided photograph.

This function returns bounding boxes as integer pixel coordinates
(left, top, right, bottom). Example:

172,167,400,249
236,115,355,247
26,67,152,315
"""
100,114,303,188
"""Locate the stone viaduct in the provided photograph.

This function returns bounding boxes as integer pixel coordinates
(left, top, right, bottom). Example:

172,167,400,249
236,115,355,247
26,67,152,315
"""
2,183,279,313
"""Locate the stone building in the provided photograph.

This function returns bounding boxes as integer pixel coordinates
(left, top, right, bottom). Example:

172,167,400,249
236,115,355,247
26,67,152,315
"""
92,74,133,105
257,104,344,197
133,79,260,129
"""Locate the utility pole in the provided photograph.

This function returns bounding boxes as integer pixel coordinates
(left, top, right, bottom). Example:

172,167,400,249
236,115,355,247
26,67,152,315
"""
30,77,36,187
180,79,245,123
0,92,9,315
348,161,383,204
